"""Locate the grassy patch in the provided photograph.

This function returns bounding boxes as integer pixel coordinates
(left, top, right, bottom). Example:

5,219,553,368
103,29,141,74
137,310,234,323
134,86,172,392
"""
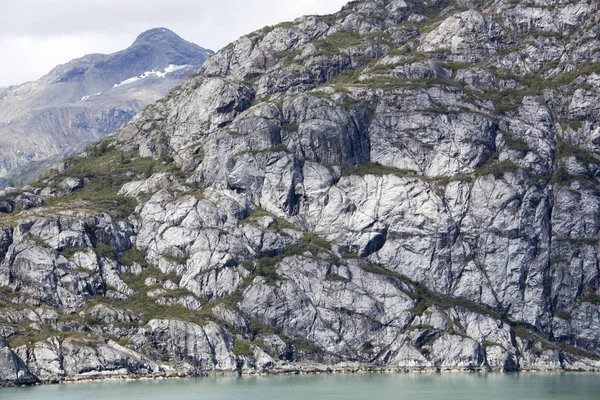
503,133,531,153
362,341,374,351
164,255,188,265
555,310,571,320
314,31,364,56
512,324,534,340
476,158,520,179
359,262,500,320
555,341,597,359
325,274,350,283
233,339,254,356
95,245,116,260
342,162,419,178
361,263,412,285
581,292,600,306
249,320,278,335
285,336,322,353
554,237,597,246
550,166,593,187
482,341,505,349
88,267,204,325
555,140,600,164
42,142,180,218
329,67,366,87
553,63,600,86
59,247,87,259
8,325,88,349
246,207,300,232
281,124,299,132
439,61,472,72
255,257,282,284
296,233,332,253
120,248,147,267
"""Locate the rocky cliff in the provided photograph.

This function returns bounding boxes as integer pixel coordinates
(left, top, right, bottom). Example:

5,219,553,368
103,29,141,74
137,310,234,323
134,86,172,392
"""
1,0,600,386
0,28,213,187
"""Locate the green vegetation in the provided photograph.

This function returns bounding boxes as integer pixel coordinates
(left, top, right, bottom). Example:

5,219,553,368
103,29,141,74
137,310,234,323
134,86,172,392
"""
258,20,295,37
554,237,597,246
281,124,299,132
362,341,374,351
513,321,598,359
120,248,148,267
555,310,572,320
550,165,591,187
420,0,459,19
242,144,288,157
581,292,600,306
359,262,501,320
233,339,254,356
42,140,181,218
439,61,472,72
475,159,520,179
361,262,412,284
286,336,322,353
314,31,364,56
482,341,505,349
328,67,365,88
94,244,116,260
7,324,89,349
278,49,303,67
553,63,600,87
88,266,202,325
0,286,14,297
479,88,524,114
550,141,600,187
325,274,350,283
558,119,583,132
503,133,531,153
59,246,88,259
58,243,117,261
238,233,331,284
555,140,600,164
555,340,597,359
249,320,278,335
511,323,534,340
296,233,332,253
164,255,188,265
245,207,300,232
474,62,600,115
342,162,419,178
254,257,282,284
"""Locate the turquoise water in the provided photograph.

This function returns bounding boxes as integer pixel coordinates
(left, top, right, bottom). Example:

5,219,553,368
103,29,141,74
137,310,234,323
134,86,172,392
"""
1,373,600,399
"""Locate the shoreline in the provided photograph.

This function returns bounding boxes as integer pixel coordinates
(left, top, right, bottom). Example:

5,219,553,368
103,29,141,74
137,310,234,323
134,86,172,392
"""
4,364,600,388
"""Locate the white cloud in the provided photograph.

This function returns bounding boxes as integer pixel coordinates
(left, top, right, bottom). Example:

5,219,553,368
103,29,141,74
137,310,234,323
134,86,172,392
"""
0,0,348,86
0,34,131,86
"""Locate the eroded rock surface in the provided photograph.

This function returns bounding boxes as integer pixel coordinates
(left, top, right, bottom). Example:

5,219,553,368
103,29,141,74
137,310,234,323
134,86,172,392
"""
2,0,600,385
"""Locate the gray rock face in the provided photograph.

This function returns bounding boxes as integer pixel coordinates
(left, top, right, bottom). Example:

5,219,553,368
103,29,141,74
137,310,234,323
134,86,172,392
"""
0,345,38,387
2,0,600,385
137,320,236,372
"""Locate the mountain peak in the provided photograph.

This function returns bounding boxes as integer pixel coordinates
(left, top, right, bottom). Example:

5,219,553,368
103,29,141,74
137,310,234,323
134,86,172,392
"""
133,27,184,46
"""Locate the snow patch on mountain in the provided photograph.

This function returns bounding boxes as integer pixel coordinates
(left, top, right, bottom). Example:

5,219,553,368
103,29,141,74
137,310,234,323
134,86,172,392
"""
113,65,189,88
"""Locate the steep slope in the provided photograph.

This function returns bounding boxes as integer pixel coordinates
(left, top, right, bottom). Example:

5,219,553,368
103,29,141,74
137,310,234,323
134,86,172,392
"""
0,28,213,186
2,0,600,385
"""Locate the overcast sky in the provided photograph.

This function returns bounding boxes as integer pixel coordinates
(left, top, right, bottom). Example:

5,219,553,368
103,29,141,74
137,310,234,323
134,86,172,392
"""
0,0,349,87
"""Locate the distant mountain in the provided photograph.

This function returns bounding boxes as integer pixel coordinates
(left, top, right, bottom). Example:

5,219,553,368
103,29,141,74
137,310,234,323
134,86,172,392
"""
0,28,213,186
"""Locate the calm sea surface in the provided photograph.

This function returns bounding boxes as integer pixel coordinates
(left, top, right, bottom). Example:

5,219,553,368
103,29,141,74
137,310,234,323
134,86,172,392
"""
1,373,599,400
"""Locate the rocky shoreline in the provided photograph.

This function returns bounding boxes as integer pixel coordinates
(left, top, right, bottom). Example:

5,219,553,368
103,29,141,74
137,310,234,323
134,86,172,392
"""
3,363,600,389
